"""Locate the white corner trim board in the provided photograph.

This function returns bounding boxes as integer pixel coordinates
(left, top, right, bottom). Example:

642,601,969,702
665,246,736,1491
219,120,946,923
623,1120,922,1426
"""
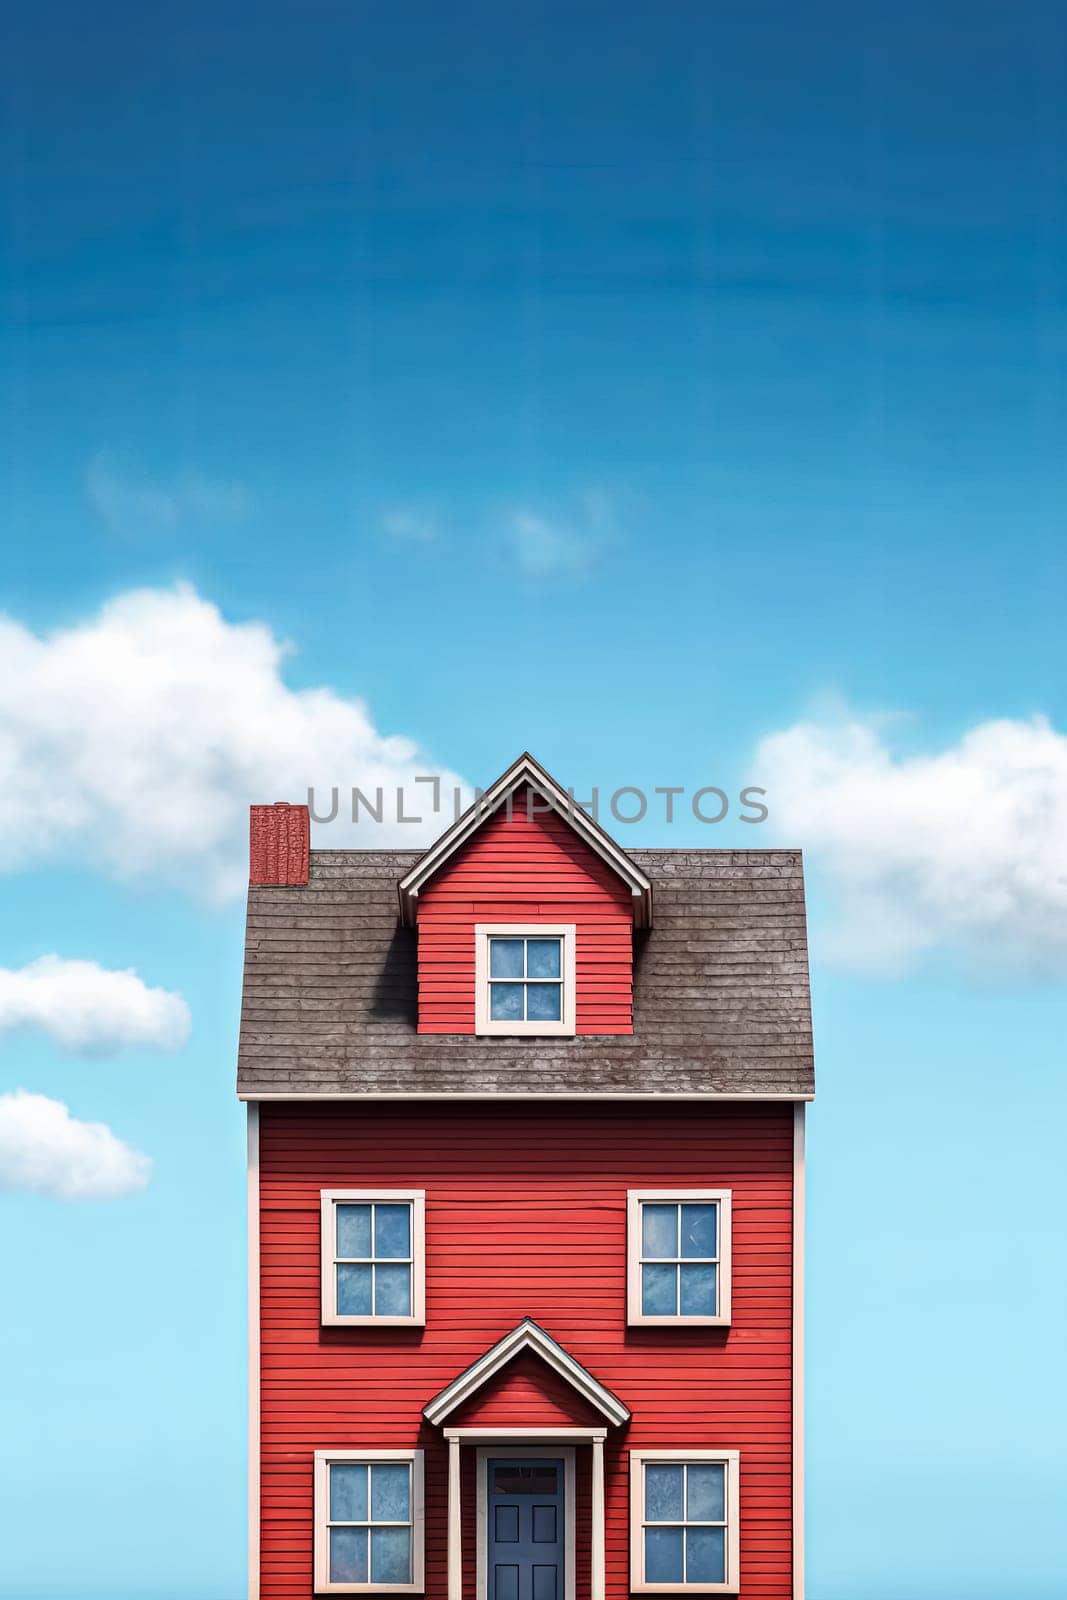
792,1103,806,1600
247,1102,260,1600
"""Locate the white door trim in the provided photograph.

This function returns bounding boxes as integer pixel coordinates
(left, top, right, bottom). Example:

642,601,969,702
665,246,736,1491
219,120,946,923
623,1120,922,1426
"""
444,1427,607,1442
475,1445,576,1600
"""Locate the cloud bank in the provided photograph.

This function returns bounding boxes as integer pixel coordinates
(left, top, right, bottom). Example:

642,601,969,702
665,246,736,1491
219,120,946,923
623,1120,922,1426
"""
0,956,191,1055
0,1089,151,1200
0,583,467,901
754,709,1067,975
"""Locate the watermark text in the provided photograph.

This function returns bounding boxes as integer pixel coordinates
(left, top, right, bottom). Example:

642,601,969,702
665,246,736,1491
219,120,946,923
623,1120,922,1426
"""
306,779,768,827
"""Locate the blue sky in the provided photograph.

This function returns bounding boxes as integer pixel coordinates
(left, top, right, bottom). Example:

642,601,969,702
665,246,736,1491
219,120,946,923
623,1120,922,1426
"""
1,2,1066,1596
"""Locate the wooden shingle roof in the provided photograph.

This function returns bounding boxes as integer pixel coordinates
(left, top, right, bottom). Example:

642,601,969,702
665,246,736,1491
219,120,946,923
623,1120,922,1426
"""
236,846,814,1100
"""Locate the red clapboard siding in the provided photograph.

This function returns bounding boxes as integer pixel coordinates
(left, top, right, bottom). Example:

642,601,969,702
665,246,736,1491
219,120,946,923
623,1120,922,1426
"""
257,1100,795,1600
415,787,634,1034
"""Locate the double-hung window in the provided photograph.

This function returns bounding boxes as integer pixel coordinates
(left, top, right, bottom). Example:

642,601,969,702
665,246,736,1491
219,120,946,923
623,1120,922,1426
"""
627,1190,732,1326
314,1450,425,1593
630,1451,740,1594
474,924,576,1036
320,1190,426,1326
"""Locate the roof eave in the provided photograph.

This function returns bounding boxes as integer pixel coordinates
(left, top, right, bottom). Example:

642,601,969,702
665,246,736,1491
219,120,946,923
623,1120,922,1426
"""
399,880,650,929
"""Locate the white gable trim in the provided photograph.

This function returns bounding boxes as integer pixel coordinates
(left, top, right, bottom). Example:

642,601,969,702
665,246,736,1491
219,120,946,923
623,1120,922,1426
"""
422,1316,631,1428
397,752,653,928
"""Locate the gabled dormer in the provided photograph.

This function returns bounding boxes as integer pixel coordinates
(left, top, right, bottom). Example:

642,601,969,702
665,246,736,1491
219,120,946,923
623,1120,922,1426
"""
397,754,653,1036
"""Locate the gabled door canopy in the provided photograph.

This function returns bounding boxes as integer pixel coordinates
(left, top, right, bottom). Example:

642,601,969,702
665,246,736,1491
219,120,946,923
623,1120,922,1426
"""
422,1317,631,1429
397,752,653,929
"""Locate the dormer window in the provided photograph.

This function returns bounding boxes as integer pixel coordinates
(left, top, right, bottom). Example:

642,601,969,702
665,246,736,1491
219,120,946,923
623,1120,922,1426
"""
474,924,576,1036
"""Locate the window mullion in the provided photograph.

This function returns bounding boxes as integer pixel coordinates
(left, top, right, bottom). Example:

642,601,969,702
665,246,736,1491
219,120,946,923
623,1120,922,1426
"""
672,1207,681,1316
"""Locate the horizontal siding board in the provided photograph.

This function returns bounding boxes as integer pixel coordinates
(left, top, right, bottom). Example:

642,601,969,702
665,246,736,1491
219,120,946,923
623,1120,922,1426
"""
258,1100,794,1600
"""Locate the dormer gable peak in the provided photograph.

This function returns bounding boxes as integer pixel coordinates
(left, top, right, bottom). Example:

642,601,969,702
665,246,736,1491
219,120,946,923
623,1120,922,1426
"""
397,753,653,928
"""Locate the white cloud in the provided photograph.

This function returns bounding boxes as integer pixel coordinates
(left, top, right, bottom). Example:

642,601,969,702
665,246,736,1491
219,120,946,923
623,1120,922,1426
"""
381,508,439,543
754,709,1067,976
0,1089,151,1200
0,583,468,901
0,956,190,1056
86,454,249,536
505,492,612,578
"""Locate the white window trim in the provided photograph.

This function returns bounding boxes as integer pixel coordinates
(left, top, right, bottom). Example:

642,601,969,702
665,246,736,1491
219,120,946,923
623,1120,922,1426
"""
626,1190,732,1327
474,924,577,1037
475,1446,576,1600
629,1450,740,1596
320,1190,426,1327
314,1449,425,1595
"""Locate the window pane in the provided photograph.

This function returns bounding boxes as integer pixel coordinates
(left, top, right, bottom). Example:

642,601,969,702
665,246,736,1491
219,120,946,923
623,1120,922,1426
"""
679,1263,717,1317
526,939,561,978
337,1263,372,1316
527,983,561,1021
371,1526,411,1584
371,1464,410,1522
645,1527,684,1584
374,1264,412,1317
686,1526,726,1584
642,1263,677,1316
374,1203,411,1259
680,1203,717,1259
330,1463,368,1523
493,1466,560,1495
330,1527,368,1584
641,1203,677,1259
645,1464,684,1521
687,1464,725,1523
336,1203,371,1258
490,983,524,1021
490,938,524,978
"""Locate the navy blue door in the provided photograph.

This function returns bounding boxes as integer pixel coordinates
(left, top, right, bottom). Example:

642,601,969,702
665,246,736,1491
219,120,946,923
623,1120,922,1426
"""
487,1458,565,1600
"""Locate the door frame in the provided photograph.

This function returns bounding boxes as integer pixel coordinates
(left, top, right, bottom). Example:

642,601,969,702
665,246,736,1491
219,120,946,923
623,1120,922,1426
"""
476,1446,576,1600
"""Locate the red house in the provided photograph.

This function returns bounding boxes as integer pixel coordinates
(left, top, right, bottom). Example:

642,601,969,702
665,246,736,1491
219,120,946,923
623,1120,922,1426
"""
239,755,814,1600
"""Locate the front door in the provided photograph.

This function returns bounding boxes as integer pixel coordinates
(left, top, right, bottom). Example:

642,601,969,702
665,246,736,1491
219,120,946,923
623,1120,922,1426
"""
486,1457,565,1600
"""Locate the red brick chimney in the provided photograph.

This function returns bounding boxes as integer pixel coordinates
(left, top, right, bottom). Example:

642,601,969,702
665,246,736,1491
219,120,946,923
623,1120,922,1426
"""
249,802,310,886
